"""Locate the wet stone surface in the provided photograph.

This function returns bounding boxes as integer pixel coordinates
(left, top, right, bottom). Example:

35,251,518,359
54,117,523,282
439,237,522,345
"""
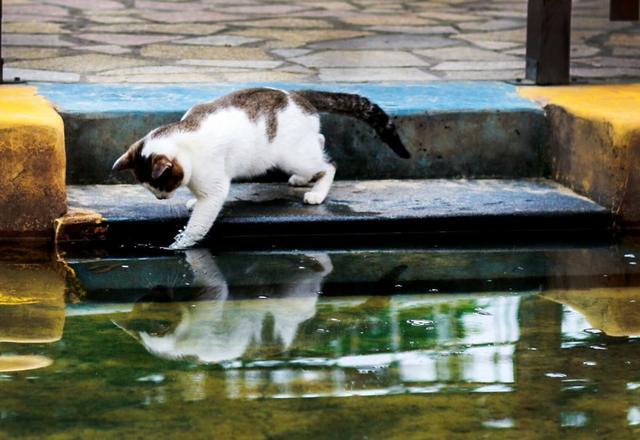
3,0,640,83
64,179,609,244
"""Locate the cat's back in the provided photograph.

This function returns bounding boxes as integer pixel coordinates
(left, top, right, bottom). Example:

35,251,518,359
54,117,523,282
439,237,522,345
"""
181,88,320,152
183,88,293,124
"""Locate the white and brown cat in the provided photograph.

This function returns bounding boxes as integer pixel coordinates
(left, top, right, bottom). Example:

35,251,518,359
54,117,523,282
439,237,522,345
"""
112,88,410,249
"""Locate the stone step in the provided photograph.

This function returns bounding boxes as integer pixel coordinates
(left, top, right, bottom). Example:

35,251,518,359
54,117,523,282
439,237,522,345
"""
35,82,547,184
61,179,610,246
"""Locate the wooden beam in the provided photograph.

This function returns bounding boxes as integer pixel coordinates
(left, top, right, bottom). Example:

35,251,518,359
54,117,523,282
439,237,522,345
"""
610,0,640,21
1,0,4,84
526,0,572,85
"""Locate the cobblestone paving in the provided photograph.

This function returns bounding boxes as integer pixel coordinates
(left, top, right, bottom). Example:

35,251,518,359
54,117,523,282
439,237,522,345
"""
2,0,640,83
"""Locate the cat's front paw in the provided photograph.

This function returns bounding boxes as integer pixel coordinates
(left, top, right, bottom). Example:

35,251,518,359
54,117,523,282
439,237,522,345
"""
168,232,198,250
168,240,190,250
303,191,326,205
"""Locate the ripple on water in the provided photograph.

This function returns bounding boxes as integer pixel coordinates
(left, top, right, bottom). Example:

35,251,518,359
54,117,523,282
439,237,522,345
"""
482,418,515,429
406,319,435,327
545,372,568,378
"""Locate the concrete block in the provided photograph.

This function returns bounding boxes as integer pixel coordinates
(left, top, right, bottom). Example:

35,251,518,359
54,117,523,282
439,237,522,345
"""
520,84,640,227
0,86,66,235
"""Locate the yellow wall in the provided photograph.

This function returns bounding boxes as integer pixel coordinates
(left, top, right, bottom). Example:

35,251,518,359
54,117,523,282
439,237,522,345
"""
0,86,67,234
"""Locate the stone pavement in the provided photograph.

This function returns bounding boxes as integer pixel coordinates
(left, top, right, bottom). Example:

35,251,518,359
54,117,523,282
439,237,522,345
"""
2,0,640,83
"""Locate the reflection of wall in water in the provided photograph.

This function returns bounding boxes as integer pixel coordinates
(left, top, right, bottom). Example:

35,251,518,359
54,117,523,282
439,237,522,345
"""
0,258,66,372
226,295,522,399
544,288,640,338
198,295,521,399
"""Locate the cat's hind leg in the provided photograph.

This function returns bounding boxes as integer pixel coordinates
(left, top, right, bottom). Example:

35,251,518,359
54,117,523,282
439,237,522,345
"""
303,162,336,205
288,134,326,188
282,133,334,204
288,174,312,187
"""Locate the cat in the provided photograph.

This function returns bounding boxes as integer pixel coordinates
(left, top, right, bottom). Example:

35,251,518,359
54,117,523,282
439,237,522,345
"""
113,249,333,364
112,88,411,249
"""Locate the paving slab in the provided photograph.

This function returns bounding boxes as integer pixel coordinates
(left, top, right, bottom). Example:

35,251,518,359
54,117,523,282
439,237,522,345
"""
307,35,456,50
292,50,428,67
317,68,438,82
3,0,638,83
414,46,521,61
64,179,610,244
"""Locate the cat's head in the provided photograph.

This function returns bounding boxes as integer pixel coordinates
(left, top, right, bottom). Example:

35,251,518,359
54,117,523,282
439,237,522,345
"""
112,137,186,200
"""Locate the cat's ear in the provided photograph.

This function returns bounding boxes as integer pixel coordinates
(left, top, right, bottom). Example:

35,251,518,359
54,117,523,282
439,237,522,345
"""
151,155,173,180
113,140,143,171
112,151,132,171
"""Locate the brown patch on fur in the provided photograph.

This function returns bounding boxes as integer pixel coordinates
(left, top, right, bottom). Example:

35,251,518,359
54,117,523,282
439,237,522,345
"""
149,122,181,139
311,170,326,182
148,154,184,193
290,92,317,115
114,139,184,193
310,162,336,182
150,88,292,142
151,155,172,180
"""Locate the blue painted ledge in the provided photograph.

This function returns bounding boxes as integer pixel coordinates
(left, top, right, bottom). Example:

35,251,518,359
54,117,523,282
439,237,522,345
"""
36,81,542,117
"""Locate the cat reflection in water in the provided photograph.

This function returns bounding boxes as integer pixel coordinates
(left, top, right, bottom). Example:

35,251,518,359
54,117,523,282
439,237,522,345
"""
114,250,333,363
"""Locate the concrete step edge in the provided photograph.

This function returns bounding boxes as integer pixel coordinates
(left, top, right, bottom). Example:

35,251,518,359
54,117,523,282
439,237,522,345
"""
58,178,611,246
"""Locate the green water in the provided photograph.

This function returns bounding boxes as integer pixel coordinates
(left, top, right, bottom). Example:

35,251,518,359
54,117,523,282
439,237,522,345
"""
2,243,640,439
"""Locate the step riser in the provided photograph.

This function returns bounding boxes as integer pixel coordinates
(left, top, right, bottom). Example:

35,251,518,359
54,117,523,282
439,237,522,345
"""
63,110,548,184
67,246,640,302
64,111,179,185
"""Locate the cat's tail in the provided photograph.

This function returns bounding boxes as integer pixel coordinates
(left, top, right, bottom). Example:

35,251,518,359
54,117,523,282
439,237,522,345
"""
294,90,411,159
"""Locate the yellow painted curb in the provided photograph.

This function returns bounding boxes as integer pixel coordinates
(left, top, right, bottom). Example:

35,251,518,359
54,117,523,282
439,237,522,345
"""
0,86,66,234
519,83,640,142
518,84,640,225
0,86,63,129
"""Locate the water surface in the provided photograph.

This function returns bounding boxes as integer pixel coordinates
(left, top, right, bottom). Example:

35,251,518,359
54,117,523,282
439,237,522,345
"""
2,242,640,439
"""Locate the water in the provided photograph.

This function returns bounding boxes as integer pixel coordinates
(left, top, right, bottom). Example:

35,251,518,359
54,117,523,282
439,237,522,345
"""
2,241,640,438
